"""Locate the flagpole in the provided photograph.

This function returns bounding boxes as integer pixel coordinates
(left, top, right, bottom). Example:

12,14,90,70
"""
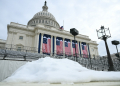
63,20,64,29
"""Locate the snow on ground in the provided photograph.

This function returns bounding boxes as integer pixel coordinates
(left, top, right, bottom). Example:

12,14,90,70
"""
3,57,120,83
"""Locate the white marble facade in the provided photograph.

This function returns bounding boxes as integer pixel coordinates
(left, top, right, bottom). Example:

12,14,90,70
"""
3,1,99,58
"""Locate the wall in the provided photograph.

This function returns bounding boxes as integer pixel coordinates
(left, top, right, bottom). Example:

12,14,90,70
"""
6,23,35,49
89,43,99,58
0,60,26,82
6,22,99,56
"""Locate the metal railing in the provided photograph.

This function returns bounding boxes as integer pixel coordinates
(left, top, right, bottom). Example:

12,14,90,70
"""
0,46,120,71
3,44,37,53
1,44,98,57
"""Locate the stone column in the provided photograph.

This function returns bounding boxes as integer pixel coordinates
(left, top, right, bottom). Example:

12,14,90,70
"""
10,32,14,47
11,32,14,49
63,38,65,56
51,36,53,56
25,35,28,47
86,43,89,57
80,42,83,57
34,33,39,52
40,33,43,54
70,39,73,56
87,43,91,57
54,36,56,55
77,41,80,57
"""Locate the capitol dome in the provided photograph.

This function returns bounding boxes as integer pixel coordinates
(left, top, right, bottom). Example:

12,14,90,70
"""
27,1,60,28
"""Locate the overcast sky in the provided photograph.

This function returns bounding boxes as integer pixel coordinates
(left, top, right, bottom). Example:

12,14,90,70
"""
0,0,120,56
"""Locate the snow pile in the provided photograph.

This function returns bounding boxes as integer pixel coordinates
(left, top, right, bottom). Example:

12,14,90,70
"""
3,57,120,83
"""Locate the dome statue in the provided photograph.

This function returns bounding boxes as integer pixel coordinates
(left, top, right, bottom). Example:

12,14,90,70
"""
27,1,60,29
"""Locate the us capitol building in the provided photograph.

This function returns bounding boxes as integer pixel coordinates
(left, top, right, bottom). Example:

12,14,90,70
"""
0,1,98,58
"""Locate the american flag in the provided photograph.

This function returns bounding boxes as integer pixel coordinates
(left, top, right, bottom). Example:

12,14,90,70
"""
56,37,63,55
82,42,88,58
60,26,63,30
72,40,79,57
42,34,51,54
65,39,71,56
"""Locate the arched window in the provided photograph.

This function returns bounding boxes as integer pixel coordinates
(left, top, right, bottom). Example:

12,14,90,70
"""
42,20,44,23
39,20,41,23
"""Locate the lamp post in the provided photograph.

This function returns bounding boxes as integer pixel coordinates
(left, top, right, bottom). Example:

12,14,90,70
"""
111,40,120,59
70,28,79,61
96,26,115,71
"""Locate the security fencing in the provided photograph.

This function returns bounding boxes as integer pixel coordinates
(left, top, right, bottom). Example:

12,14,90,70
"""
2,44,38,53
0,46,120,71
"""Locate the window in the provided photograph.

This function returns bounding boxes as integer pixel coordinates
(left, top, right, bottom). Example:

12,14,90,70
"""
53,22,54,26
17,47,21,51
16,45,23,51
93,55,95,58
19,36,23,39
42,20,44,23
51,21,53,25
39,20,41,23
36,20,38,23
45,20,47,24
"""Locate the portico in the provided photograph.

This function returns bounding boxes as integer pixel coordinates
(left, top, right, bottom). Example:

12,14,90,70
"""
34,24,96,57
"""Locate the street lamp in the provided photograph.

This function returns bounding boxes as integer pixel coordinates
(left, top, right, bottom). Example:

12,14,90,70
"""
70,28,79,61
96,26,115,71
111,40,120,59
